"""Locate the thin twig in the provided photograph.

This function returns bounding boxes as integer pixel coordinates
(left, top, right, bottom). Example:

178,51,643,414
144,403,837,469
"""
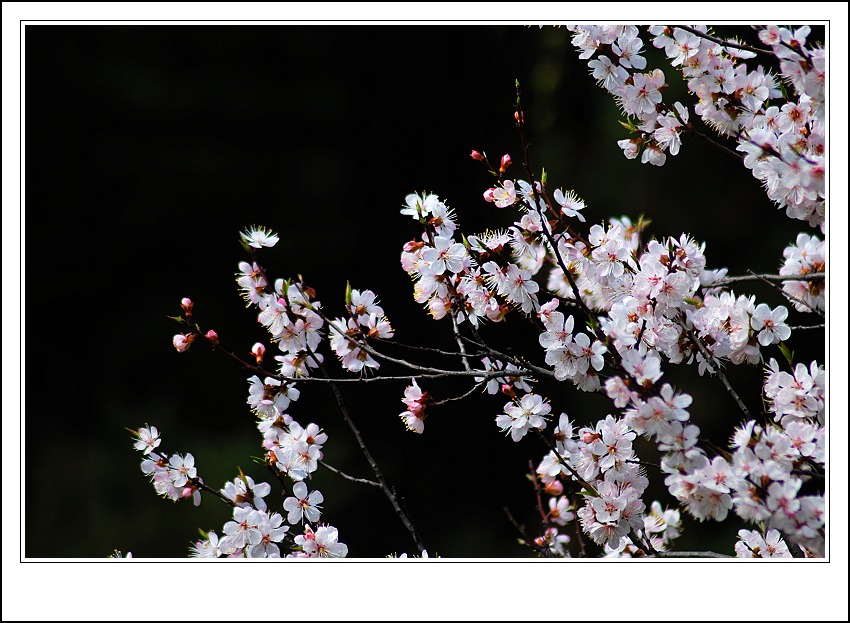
315,356,426,554
690,128,745,160
529,460,550,526
709,272,824,287
372,336,480,358
535,430,599,497
673,24,773,55
192,478,237,507
430,381,487,407
652,550,733,558
451,311,473,372
677,319,754,420
320,460,381,488
460,332,554,380
744,271,826,318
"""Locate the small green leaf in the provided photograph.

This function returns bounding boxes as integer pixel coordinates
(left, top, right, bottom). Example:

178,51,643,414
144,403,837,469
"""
778,342,794,366
345,281,353,306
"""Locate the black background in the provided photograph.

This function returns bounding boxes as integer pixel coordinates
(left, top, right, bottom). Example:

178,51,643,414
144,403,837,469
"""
25,25,825,558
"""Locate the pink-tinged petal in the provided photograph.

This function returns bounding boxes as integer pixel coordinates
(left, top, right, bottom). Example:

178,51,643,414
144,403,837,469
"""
292,481,308,499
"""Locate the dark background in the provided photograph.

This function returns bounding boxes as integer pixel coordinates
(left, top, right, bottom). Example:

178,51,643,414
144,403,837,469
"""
25,25,825,558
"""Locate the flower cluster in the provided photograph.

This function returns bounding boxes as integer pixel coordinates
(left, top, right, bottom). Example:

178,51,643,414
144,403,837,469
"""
141,25,826,560
133,415,347,558
568,25,825,229
133,426,202,506
399,378,428,434
764,358,825,424
328,288,393,373
779,233,825,312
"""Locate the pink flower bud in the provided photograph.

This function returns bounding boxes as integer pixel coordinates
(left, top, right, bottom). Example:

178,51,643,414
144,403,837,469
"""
172,333,195,353
499,154,512,173
470,150,485,161
483,188,495,203
251,342,266,365
581,430,599,444
182,487,194,499
500,383,517,400
543,480,564,496
180,298,194,317
205,330,219,345
403,239,425,253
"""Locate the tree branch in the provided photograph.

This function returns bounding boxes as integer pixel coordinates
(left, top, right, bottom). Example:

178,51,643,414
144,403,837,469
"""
709,272,824,287
673,25,773,55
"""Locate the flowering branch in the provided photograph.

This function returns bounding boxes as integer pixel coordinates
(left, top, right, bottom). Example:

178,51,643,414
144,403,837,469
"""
673,24,773,55
313,354,427,553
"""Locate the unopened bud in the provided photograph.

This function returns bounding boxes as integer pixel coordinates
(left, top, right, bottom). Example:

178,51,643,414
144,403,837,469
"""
483,188,495,203
581,430,598,444
205,330,219,345
403,239,425,253
514,111,524,124
470,150,485,161
500,383,517,400
182,487,195,499
181,298,194,317
172,333,195,353
251,342,266,365
543,480,564,496
499,154,512,173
